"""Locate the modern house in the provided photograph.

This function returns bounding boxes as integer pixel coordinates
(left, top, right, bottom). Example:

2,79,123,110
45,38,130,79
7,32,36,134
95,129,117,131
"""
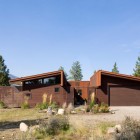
0,69,140,107
90,70,140,106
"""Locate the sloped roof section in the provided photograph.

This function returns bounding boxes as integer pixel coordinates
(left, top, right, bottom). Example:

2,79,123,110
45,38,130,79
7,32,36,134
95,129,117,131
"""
90,70,140,87
9,70,66,86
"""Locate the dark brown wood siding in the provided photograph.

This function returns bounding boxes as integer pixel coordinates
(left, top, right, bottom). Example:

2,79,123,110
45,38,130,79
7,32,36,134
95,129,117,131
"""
22,85,74,107
95,74,140,106
110,86,140,106
0,86,23,107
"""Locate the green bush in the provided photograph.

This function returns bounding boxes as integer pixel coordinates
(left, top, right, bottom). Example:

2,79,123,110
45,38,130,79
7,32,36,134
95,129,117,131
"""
50,102,58,109
0,101,5,109
99,103,109,113
36,103,48,110
89,101,95,110
116,117,140,140
93,104,100,113
46,116,69,135
35,116,70,137
21,102,30,109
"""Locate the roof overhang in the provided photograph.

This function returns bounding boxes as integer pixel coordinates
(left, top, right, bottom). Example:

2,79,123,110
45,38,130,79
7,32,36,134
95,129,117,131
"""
9,70,66,86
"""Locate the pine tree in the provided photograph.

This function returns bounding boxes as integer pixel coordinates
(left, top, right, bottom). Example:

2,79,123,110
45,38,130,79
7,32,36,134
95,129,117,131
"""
69,61,83,81
112,62,119,73
133,56,140,77
0,55,10,86
58,66,68,79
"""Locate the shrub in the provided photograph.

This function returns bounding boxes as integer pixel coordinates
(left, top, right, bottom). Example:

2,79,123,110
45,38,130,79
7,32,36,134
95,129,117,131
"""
89,92,95,110
46,116,69,135
50,102,58,109
116,117,140,140
35,116,70,137
99,103,109,113
0,101,5,109
93,104,100,113
21,102,30,109
36,103,48,110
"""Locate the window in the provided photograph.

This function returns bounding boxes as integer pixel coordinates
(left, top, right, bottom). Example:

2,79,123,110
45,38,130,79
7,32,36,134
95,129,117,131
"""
77,89,82,96
55,87,60,92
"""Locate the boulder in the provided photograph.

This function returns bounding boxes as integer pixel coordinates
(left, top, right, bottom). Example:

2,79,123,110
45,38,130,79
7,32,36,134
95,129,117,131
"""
115,124,122,133
71,110,77,114
58,108,65,115
19,122,28,132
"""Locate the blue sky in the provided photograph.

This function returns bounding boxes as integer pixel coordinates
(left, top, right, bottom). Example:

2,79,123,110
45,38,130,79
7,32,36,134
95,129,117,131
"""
0,0,140,80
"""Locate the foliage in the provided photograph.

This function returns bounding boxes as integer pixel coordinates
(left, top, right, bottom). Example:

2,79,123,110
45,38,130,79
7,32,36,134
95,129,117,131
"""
89,92,95,110
0,101,5,109
35,116,70,137
93,104,100,113
21,96,30,109
90,102,109,113
69,61,83,81
99,103,110,113
133,56,140,77
58,66,68,80
0,55,10,86
112,62,119,73
42,93,47,104
21,102,30,109
36,102,48,110
116,117,140,140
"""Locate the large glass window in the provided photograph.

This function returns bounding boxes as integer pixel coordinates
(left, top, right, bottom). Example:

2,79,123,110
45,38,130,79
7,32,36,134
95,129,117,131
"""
24,75,61,87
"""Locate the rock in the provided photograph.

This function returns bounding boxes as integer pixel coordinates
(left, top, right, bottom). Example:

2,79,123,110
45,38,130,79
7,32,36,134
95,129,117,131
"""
115,124,122,133
111,111,115,114
20,122,28,132
47,106,52,115
107,127,116,134
58,108,65,115
71,110,77,114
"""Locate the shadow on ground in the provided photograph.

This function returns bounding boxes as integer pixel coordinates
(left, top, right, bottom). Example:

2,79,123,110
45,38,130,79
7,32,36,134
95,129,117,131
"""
0,118,48,131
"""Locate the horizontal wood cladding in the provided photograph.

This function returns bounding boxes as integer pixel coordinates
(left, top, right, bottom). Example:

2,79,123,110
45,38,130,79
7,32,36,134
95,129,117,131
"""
95,88,108,104
23,85,74,107
98,74,140,106
0,86,23,107
110,87,140,106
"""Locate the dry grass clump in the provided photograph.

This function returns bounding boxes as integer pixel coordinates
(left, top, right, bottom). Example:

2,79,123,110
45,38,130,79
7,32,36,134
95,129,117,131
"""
21,96,30,109
34,115,70,139
115,117,140,140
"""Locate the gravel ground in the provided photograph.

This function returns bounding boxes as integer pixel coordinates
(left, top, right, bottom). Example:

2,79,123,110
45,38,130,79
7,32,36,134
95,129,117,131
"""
69,106,140,128
1,107,140,139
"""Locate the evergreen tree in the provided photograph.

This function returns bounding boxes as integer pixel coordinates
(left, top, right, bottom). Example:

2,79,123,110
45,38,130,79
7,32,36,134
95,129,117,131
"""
69,61,83,81
112,62,119,73
58,66,68,79
133,56,140,77
0,55,10,86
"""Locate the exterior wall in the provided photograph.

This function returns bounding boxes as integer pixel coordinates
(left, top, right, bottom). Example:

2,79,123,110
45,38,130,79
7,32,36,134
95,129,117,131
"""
95,88,108,104
95,74,140,105
22,85,74,107
69,81,90,100
0,86,23,107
